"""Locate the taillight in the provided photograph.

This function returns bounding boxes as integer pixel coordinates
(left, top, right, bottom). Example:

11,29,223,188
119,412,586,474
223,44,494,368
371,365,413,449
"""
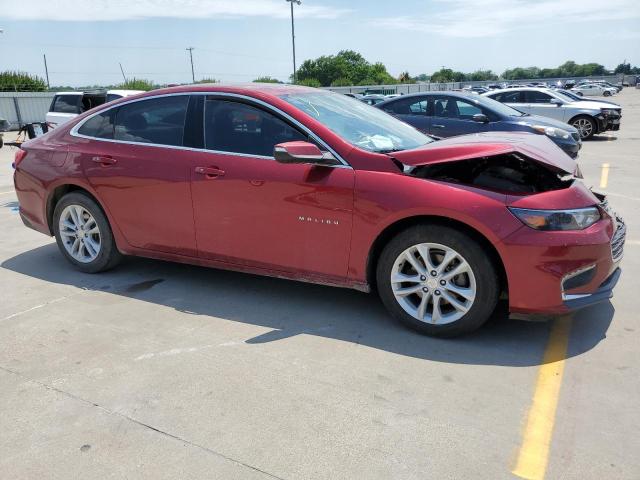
13,149,27,169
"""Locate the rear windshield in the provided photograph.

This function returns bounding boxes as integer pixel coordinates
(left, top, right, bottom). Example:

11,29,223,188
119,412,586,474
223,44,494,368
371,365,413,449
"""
51,95,82,114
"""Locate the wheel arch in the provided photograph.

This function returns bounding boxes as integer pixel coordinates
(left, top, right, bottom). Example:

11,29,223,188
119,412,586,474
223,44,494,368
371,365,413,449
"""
46,183,106,235
366,215,508,297
568,113,600,135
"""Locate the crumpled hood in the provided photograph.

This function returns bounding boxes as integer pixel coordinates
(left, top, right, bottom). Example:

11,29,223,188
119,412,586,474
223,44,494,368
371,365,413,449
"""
392,132,577,175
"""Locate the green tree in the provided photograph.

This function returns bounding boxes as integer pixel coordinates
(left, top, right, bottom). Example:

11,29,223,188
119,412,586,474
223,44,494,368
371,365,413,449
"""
297,78,322,88
467,69,498,81
295,50,395,86
0,71,47,92
330,77,352,87
413,73,430,82
430,68,466,83
253,76,282,83
195,78,219,84
118,78,155,91
398,71,416,83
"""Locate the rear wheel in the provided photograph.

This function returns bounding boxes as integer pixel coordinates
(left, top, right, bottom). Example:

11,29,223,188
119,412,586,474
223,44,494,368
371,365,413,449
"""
53,192,122,273
571,115,597,139
603,90,611,97
376,225,499,337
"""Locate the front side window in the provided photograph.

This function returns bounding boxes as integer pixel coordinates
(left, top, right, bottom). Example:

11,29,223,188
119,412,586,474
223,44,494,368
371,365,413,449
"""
432,97,482,119
78,110,115,139
280,91,432,153
52,95,82,114
524,91,553,103
383,98,427,115
491,91,523,103
204,99,306,157
114,95,189,146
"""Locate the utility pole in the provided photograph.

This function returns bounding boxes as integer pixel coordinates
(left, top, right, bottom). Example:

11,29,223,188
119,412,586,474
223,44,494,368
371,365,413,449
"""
186,47,195,83
43,54,50,89
286,0,301,83
119,62,127,83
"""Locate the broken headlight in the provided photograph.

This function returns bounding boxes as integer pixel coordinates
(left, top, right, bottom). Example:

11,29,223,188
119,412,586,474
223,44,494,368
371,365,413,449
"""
531,125,571,140
509,207,601,231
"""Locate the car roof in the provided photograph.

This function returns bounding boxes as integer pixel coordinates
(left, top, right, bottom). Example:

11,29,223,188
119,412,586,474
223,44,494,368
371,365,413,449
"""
121,83,323,103
483,87,555,94
54,91,83,96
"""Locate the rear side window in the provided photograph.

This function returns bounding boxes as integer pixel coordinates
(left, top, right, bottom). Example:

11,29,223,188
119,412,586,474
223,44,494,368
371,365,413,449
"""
78,110,115,139
51,95,82,114
204,99,306,157
114,95,189,146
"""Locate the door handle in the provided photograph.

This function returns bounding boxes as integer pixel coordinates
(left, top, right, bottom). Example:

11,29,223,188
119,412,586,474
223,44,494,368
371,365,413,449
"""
195,166,225,178
432,124,445,129
91,156,117,166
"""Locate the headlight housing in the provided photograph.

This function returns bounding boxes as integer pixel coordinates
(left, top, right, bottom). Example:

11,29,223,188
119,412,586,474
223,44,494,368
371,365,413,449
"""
601,108,618,117
531,125,571,139
509,207,601,231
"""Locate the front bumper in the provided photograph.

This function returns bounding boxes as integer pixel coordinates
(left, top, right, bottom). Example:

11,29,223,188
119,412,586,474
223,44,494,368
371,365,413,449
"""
563,268,621,311
500,204,624,316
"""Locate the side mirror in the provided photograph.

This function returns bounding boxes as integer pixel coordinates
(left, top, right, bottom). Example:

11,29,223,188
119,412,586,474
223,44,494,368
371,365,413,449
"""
472,113,489,123
551,98,563,106
274,141,339,166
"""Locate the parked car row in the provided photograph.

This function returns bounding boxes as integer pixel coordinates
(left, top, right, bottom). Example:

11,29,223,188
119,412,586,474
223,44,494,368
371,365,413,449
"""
482,87,622,139
13,84,624,337
375,92,582,156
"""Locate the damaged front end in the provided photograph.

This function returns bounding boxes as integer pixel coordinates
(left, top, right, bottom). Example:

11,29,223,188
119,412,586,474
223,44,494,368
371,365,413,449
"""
392,131,580,195
406,152,575,194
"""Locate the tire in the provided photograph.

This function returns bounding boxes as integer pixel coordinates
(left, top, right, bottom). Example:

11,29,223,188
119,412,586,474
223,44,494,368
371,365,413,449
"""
576,91,583,96
571,115,597,140
603,90,611,97
53,192,122,273
376,224,499,337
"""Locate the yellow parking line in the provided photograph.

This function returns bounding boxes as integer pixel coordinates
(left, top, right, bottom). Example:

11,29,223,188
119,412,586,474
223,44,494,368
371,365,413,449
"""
600,163,610,189
512,315,572,480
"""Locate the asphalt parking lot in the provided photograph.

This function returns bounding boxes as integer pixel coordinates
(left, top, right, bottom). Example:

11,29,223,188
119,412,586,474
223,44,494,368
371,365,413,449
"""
1,90,639,480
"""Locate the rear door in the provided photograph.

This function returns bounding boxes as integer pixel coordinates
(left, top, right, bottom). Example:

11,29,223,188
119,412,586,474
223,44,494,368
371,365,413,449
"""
380,97,430,133
488,90,528,114
429,95,482,137
77,94,197,256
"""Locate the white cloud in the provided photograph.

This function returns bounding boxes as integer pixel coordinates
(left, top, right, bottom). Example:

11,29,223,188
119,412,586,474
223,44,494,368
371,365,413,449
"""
3,0,349,21
371,0,640,38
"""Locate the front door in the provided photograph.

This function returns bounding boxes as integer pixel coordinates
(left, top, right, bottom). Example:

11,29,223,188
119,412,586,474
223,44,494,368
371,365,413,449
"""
190,97,354,280
429,96,482,137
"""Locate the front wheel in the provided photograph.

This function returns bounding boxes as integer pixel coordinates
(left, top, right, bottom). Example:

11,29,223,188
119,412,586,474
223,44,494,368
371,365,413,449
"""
376,225,500,337
571,116,597,140
53,192,122,273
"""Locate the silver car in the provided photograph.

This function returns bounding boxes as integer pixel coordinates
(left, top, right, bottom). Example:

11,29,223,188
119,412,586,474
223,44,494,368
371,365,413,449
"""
482,87,622,139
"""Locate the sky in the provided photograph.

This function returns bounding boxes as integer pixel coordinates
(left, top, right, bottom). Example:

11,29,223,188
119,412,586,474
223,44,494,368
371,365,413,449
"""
0,0,639,87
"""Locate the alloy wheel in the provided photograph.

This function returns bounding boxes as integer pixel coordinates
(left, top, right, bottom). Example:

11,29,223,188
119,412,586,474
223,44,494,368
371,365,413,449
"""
573,118,593,139
59,204,102,263
390,243,476,325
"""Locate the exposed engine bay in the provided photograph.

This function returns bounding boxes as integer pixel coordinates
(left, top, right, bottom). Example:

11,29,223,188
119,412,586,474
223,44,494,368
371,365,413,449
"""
406,153,574,194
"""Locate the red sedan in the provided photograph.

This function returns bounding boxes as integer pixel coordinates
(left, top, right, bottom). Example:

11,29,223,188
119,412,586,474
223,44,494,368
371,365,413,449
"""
13,84,624,336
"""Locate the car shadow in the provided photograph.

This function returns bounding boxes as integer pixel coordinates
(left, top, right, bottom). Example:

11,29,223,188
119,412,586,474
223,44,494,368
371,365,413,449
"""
1,243,614,368
589,135,618,142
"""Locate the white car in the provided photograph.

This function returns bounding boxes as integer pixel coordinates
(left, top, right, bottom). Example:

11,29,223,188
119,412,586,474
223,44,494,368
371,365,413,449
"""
483,87,622,139
571,84,617,97
46,89,144,128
